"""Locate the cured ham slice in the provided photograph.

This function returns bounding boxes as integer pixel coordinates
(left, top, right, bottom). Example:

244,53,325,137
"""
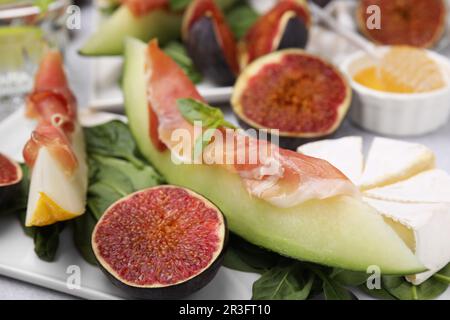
23,122,78,176
145,40,357,207
23,50,87,227
26,51,76,133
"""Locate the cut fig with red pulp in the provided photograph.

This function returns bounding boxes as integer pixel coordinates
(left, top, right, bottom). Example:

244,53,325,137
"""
182,0,239,86
92,185,227,299
240,0,310,67
232,49,351,138
0,153,22,207
357,0,446,48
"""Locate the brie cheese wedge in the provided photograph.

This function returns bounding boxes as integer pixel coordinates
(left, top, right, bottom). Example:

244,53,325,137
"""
298,136,450,285
365,169,450,204
360,138,435,190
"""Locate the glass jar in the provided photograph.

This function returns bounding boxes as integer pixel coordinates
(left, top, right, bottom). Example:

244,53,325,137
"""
0,0,71,119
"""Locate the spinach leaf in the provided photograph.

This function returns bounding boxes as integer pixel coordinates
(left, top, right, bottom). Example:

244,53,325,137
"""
433,263,450,284
73,210,97,265
84,120,145,168
331,268,368,286
164,42,202,84
14,165,64,261
91,155,163,190
223,234,279,274
87,183,124,220
226,4,259,38
313,269,357,300
358,284,396,300
252,262,314,300
382,275,448,300
33,223,64,262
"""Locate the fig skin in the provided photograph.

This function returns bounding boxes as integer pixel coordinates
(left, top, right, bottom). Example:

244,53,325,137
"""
92,186,229,300
232,49,352,139
0,155,22,208
186,16,236,86
276,16,309,52
240,0,311,67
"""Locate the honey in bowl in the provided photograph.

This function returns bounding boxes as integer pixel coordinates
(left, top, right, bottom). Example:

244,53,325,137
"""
353,47,447,94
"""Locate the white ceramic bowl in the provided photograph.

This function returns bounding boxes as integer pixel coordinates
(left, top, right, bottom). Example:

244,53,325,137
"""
341,49,450,136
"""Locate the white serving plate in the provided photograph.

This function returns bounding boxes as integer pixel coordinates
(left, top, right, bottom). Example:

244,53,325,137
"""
1,108,450,300
89,56,234,111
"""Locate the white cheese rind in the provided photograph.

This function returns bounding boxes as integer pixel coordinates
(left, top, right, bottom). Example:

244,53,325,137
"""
364,169,450,204
297,136,364,184
360,137,435,190
364,197,450,285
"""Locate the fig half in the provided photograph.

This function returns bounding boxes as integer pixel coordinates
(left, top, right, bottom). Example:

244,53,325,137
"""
0,153,22,207
232,49,351,138
92,185,228,299
182,0,239,86
240,0,310,67
357,0,447,48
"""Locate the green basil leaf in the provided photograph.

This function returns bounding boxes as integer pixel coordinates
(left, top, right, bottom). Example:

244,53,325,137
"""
252,262,314,300
169,0,191,11
73,210,97,265
226,4,259,38
34,0,54,13
177,98,237,130
382,275,448,300
169,0,239,11
84,120,145,168
193,121,221,159
177,98,225,127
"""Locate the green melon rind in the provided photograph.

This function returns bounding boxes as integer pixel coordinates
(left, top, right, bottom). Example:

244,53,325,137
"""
123,38,425,276
79,6,181,56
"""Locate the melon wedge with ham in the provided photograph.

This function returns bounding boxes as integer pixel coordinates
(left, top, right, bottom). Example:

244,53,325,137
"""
298,137,450,284
23,51,87,227
123,37,423,274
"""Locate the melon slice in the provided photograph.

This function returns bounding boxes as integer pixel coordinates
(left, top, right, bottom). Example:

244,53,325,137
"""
360,138,435,190
297,136,363,184
123,38,423,275
365,169,450,204
79,6,181,56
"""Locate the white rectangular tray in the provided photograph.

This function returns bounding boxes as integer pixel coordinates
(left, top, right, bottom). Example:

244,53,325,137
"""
1,108,450,300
